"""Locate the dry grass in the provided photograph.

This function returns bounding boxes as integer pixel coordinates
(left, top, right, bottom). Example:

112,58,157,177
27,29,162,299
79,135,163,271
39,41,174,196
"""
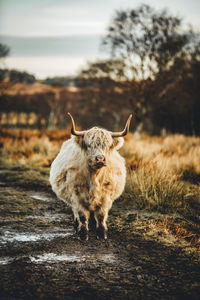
147,218,200,248
131,217,200,250
0,129,199,217
122,133,200,216
125,164,187,212
0,128,71,167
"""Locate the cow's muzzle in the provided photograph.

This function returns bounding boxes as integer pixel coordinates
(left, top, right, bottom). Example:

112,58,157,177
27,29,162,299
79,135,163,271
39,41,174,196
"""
95,155,106,169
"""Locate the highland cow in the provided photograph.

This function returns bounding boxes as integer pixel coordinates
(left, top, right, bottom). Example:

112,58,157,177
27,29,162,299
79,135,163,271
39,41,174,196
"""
50,113,132,240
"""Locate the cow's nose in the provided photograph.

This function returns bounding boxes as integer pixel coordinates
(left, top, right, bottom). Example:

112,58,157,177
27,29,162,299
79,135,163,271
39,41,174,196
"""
95,155,106,164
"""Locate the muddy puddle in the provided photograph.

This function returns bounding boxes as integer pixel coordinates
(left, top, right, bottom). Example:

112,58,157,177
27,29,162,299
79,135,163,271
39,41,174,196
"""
0,256,13,265
29,193,51,202
0,252,116,265
30,252,116,264
0,229,73,245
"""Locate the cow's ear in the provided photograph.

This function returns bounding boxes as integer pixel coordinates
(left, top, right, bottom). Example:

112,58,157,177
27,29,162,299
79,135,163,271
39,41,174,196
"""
112,137,124,150
74,136,87,150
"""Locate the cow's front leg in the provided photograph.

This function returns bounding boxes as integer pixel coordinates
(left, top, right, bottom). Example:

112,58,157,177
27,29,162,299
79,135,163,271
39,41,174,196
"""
73,218,79,234
96,215,107,240
95,199,113,240
78,210,90,240
72,193,90,240
94,209,109,240
72,205,80,234
72,206,89,240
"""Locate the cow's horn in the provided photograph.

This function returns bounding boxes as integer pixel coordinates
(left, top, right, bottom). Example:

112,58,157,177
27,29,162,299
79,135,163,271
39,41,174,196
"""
111,114,132,137
68,112,85,136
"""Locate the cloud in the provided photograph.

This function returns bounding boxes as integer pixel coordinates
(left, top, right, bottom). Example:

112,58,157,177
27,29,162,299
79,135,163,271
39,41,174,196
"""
1,0,199,37
0,0,108,36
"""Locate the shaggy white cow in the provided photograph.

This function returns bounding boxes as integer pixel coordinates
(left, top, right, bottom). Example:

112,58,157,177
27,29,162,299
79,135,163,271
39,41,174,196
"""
50,113,132,240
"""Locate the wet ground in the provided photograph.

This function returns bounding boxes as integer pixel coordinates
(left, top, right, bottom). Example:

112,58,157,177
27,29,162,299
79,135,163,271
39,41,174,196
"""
0,167,200,299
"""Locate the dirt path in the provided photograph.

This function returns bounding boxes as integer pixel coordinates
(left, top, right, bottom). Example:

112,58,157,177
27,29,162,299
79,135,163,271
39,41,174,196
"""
0,169,200,299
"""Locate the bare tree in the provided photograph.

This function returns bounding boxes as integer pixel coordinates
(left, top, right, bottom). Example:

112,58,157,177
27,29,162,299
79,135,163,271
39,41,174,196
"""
99,4,199,134
102,4,189,80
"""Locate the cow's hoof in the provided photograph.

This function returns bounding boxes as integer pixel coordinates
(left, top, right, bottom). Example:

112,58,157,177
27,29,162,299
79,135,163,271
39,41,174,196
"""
78,226,88,241
96,226,107,240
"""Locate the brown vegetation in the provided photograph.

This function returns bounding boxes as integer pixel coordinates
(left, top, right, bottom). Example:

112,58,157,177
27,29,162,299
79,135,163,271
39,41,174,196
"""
0,127,70,167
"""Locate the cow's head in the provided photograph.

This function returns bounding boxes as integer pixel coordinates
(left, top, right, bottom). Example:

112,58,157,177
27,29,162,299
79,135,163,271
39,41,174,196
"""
68,113,132,171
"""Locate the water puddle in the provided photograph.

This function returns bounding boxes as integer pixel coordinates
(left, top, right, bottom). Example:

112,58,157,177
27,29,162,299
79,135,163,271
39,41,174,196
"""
29,253,82,263
0,229,73,245
29,193,51,202
0,252,116,265
0,257,13,265
29,252,116,264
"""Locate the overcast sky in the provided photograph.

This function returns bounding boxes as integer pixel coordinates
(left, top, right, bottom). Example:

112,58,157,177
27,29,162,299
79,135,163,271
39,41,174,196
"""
0,0,199,78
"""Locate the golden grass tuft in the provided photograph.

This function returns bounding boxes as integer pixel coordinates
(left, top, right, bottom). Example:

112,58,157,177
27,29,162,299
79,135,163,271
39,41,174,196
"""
125,163,187,212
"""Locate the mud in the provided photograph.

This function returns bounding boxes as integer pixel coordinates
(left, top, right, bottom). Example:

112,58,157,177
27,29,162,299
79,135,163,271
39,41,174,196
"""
0,167,200,300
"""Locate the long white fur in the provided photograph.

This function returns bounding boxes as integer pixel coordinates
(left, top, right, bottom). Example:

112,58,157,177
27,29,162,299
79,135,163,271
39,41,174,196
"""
49,127,126,235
